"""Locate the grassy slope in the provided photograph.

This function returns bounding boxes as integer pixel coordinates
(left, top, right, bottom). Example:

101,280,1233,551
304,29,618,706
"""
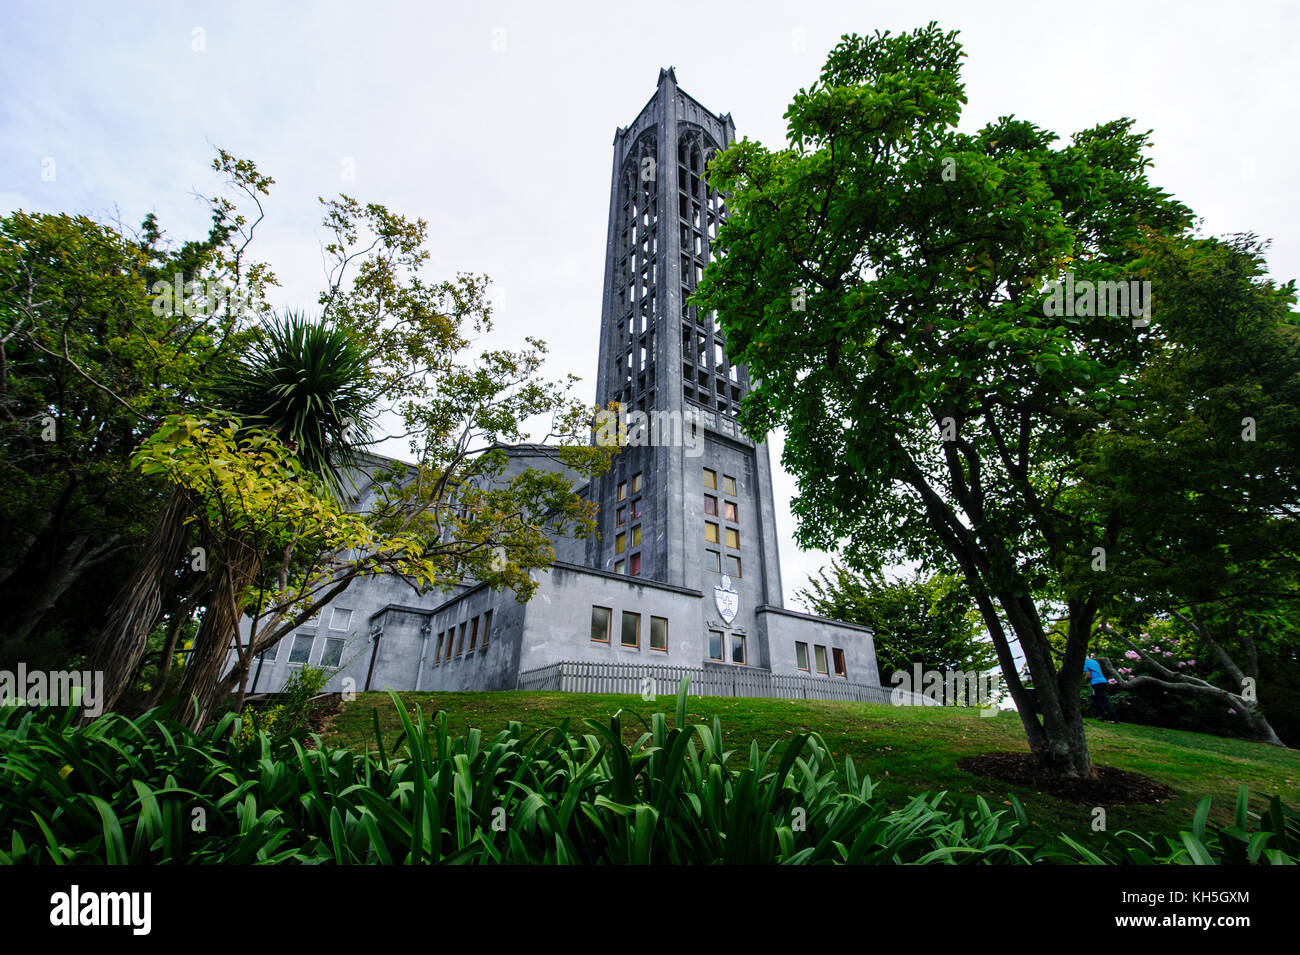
320,690,1300,843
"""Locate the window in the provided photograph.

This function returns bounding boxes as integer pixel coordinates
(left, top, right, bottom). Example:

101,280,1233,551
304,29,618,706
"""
632,499,642,519
321,637,345,668
289,634,314,665
725,527,739,549
616,506,626,526
330,607,352,631
632,472,642,494
629,553,642,576
726,555,741,577
706,550,721,572
705,522,719,543
723,475,736,495
617,481,627,502
796,642,810,671
482,610,492,648
833,648,847,677
615,559,625,575
621,611,640,647
815,645,829,674
724,501,737,522
730,634,746,665
468,616,479,652
456,622,467,657
631,525,642,547
434,631,444,663
591,606,612,643
708,630,724,661
704,494,717,516
650,617,668,651
616,532,626,553
444,628,455,661
259,640,280,663
703,468,717,489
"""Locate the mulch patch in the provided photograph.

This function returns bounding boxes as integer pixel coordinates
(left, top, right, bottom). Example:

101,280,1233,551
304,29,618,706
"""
306,693,344,734
956,752,1176,806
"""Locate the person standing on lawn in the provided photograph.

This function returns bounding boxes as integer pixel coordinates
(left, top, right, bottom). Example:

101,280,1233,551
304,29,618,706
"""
1084,653,1120,723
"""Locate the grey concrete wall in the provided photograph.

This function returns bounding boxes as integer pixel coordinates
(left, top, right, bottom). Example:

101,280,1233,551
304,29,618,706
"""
517,563,705,673
758,605,880,685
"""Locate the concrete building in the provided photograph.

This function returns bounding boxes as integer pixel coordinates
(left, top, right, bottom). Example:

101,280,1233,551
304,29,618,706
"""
243,71,891,703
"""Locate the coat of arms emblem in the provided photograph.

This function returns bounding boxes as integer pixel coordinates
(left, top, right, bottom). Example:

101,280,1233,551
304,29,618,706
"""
714,574,739,626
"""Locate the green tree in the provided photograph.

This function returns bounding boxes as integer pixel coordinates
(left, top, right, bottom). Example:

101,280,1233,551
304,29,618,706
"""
799,564,996,693
1071,231,1299,746
693,24,1197,778
0,155,267,670
125,184,614,727
170,310,378,723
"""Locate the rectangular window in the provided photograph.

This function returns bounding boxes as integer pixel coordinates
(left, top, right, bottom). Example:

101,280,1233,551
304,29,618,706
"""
617,481,627,502
469,616,479,652
723,475,737,495
833,648,847,677
703,468,717,489
617,506,626,526
725,527,739,549
591,606,612,643
616,532,626,553
631,525,642,547
434,631,444,663
815,645,828,674
726,554,741,577
650,617,668,651
330,607,352,631
615,559,625,575
730,634,746,665
444,628,455,661
259,640,280,663
629,553,642,576
456,622,467,657
724,501,737,522
705,522,719,543
708,630,724,661
321,637,345,668
632,472,642,494
706,550,721,572
621,611,640,647
632,499,642,519
482,610,492,648
704,494,717,516
796,642,810,671
289,634,314,665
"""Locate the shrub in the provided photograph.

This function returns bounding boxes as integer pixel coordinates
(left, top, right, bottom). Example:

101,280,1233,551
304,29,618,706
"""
0,680,1294,865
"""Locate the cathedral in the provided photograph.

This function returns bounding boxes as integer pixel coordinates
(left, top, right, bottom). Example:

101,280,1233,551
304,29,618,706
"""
244,70,888,703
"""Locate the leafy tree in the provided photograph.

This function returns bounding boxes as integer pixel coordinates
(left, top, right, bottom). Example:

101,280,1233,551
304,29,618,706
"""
1071,231,1299,745
82,150,276,714
111,177,612,727
799,564,995,692
171,310,378,722
693,23,1199,778
0,156,266,670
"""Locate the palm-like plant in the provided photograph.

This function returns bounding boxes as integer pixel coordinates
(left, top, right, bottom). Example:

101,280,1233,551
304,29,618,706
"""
163,311,379,726
213,310,376,494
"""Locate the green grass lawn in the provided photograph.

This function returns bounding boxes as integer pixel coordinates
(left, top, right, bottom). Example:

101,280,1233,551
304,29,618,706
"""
318,689,1300,844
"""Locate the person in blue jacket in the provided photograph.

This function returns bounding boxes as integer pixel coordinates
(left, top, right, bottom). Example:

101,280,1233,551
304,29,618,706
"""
1084,653,1120,723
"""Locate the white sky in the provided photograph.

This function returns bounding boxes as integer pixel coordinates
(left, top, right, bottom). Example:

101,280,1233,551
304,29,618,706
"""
3,0,1297,609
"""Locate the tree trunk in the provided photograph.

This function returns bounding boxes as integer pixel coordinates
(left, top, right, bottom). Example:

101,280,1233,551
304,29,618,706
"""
90,487,192,715
174,539,260,729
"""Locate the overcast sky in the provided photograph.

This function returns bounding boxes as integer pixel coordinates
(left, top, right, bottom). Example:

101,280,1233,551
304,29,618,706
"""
3,0,1297,609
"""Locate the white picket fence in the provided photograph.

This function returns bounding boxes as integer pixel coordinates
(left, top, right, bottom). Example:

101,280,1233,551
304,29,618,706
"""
517,660,926,705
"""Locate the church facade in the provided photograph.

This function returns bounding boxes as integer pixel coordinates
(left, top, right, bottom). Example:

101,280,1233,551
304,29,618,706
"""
243,70,891,704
